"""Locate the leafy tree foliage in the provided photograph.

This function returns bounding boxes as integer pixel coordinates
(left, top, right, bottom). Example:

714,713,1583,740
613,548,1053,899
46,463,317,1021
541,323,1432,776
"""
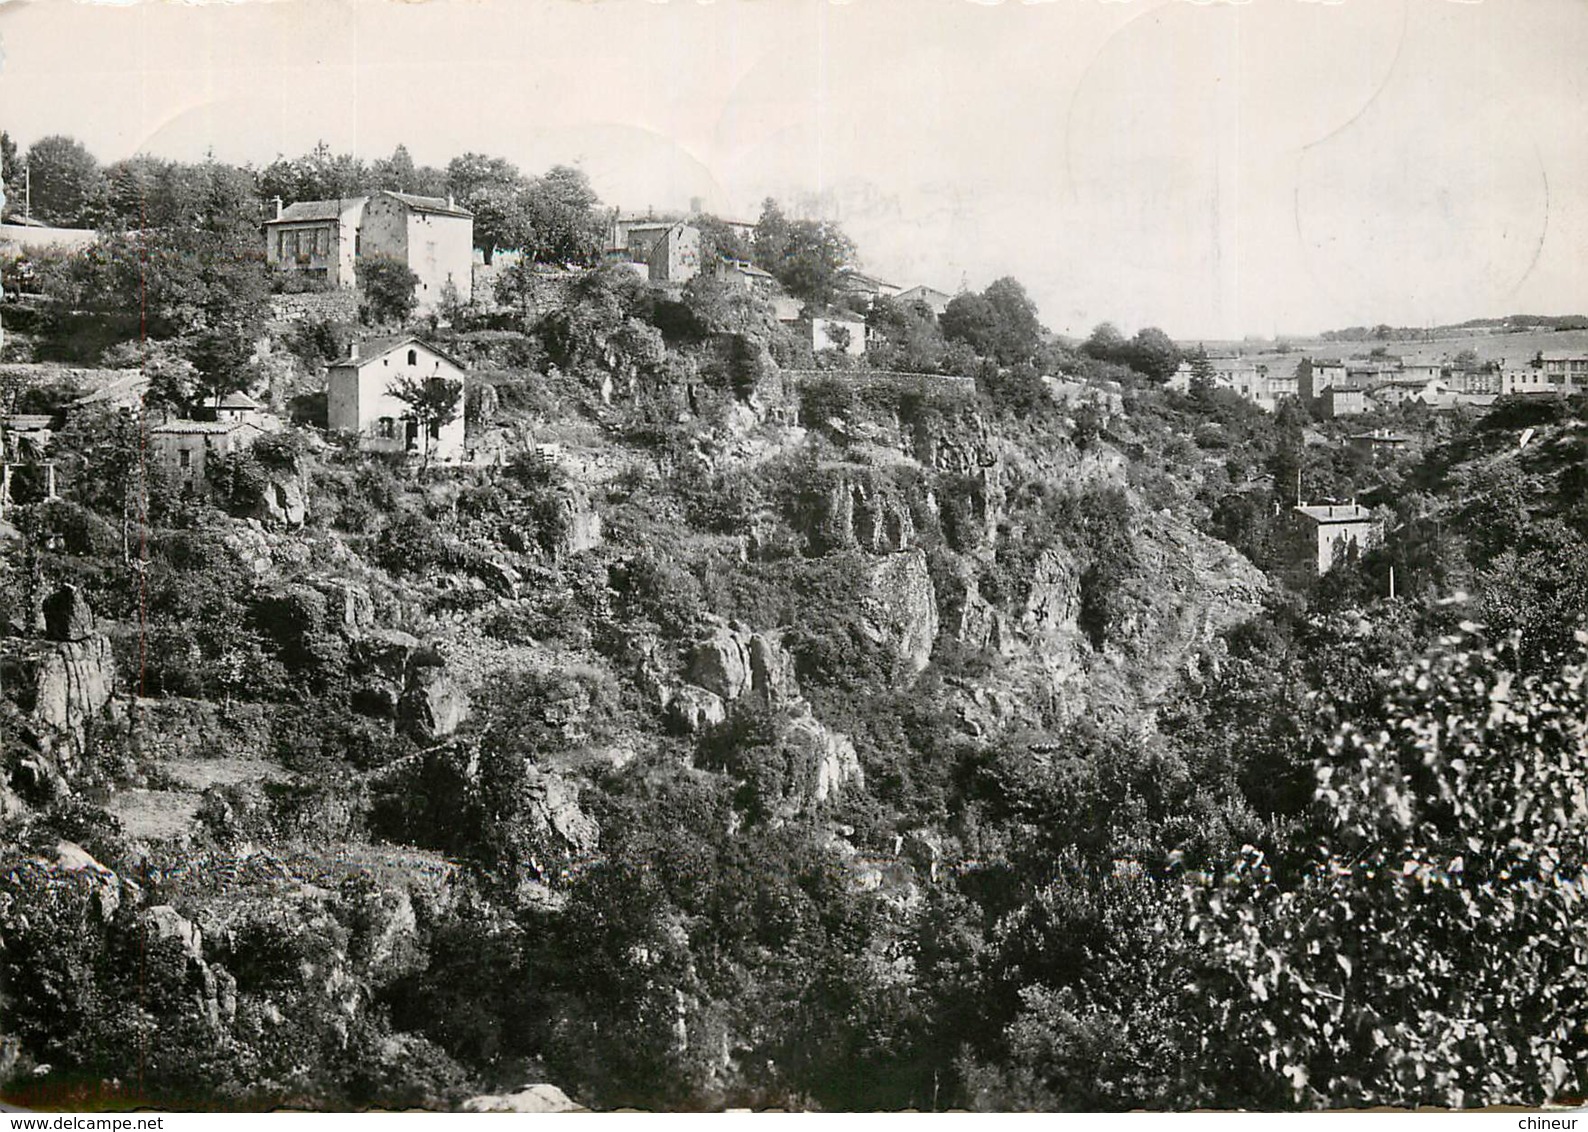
1187,630,1588,1109
357,255,420,326
21,135,104,226
941,278,1043,365
752,198,854,307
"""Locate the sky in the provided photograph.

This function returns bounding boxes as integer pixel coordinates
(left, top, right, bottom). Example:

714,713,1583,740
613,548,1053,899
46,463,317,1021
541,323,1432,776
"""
0,0,1585,340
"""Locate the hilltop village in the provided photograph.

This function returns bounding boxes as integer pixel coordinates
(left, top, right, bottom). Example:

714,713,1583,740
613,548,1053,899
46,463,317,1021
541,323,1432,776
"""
0,138,1585,1113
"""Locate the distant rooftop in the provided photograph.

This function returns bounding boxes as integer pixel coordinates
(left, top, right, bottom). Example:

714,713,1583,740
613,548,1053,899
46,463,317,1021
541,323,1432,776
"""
267,197,369,224
1294,502,1375,524
151,420,255,436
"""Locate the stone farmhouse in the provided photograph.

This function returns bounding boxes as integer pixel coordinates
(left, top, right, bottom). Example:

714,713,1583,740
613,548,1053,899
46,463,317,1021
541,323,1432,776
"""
264,191,474,313
327,336,467,463
149,393,273,480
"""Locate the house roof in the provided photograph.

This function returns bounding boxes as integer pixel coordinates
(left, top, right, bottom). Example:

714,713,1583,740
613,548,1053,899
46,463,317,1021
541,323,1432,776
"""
217,391,261,410
151,419,256,436
1539,350,1588,362
331,335,468,372
720,256,773,279
837,268,898,291
1294,503,1375,524
897,285,952,301
265,197,369,225
69,372,149,408
379,191,473,219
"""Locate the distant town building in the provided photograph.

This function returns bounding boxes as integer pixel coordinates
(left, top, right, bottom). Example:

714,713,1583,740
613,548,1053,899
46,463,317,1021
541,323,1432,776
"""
1538,351,1588,392
263,191,474,312
894,285,954,317
361,192,475,310
641,222,703,284
327,335,467,463
1293,502,1382,574
1322,386,1368,417
834,267,900,308
147,391,278,480
1348,429,1412,462
715,257,777,291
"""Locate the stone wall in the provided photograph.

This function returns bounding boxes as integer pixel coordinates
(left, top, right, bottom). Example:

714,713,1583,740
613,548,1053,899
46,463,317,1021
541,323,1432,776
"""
471,264,580,315
267,290,360,325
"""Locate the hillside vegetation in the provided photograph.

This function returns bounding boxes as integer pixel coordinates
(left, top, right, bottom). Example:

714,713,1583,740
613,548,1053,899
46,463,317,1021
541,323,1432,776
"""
1,139,1585,1113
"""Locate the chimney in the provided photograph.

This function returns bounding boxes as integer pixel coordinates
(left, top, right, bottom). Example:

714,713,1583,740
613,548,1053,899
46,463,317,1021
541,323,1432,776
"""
274,196,284,219
349,341,360,361
447,193,455,209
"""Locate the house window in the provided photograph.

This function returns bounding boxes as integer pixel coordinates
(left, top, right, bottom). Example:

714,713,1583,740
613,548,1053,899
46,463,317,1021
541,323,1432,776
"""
378,417,396,439
407,349,418,365
178,449,191,469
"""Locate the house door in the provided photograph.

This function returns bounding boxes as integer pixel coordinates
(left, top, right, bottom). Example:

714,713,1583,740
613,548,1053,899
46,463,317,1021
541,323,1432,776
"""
405,418,420,452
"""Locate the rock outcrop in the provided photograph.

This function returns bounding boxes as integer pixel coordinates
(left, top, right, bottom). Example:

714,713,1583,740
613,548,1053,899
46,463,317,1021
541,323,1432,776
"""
782,710,864,804
349,629,470,738
686,618,800,705
668,683,727,734
0,588,117,764
42,585,94,642
522,765,600,853
398,667,471,741
860,549,939,676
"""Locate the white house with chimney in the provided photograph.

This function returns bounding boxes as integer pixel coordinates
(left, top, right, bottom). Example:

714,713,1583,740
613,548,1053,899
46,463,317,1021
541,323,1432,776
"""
326,336,467,462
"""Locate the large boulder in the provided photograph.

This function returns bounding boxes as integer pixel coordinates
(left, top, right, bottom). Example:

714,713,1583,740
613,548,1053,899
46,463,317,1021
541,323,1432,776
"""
747,632,799,703
42,585,94,642
782,710,864,805
259,473,308,528
399,668,470,741
312,578,376,633
861,549,939,676
668,684,727,734
463,1084,579,1114
688,622,752,702
522,765,600,853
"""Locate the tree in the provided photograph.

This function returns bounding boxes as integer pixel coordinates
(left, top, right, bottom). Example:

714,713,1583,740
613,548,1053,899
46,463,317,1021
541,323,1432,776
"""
751,198,853,306
982,276,1044,364
939,292,1000,359
1,130,20,212
369,144,417,191
940,278,1043,365
1187,345,1216,395
1127,327,1181,382
23,135,104,226
752,197,792,271
357,255,420,326
1186,629,1588,1109
1083,322,1127,362
692,212,752,263
522,165,606,267
446,152,528,264
387,373,462,467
